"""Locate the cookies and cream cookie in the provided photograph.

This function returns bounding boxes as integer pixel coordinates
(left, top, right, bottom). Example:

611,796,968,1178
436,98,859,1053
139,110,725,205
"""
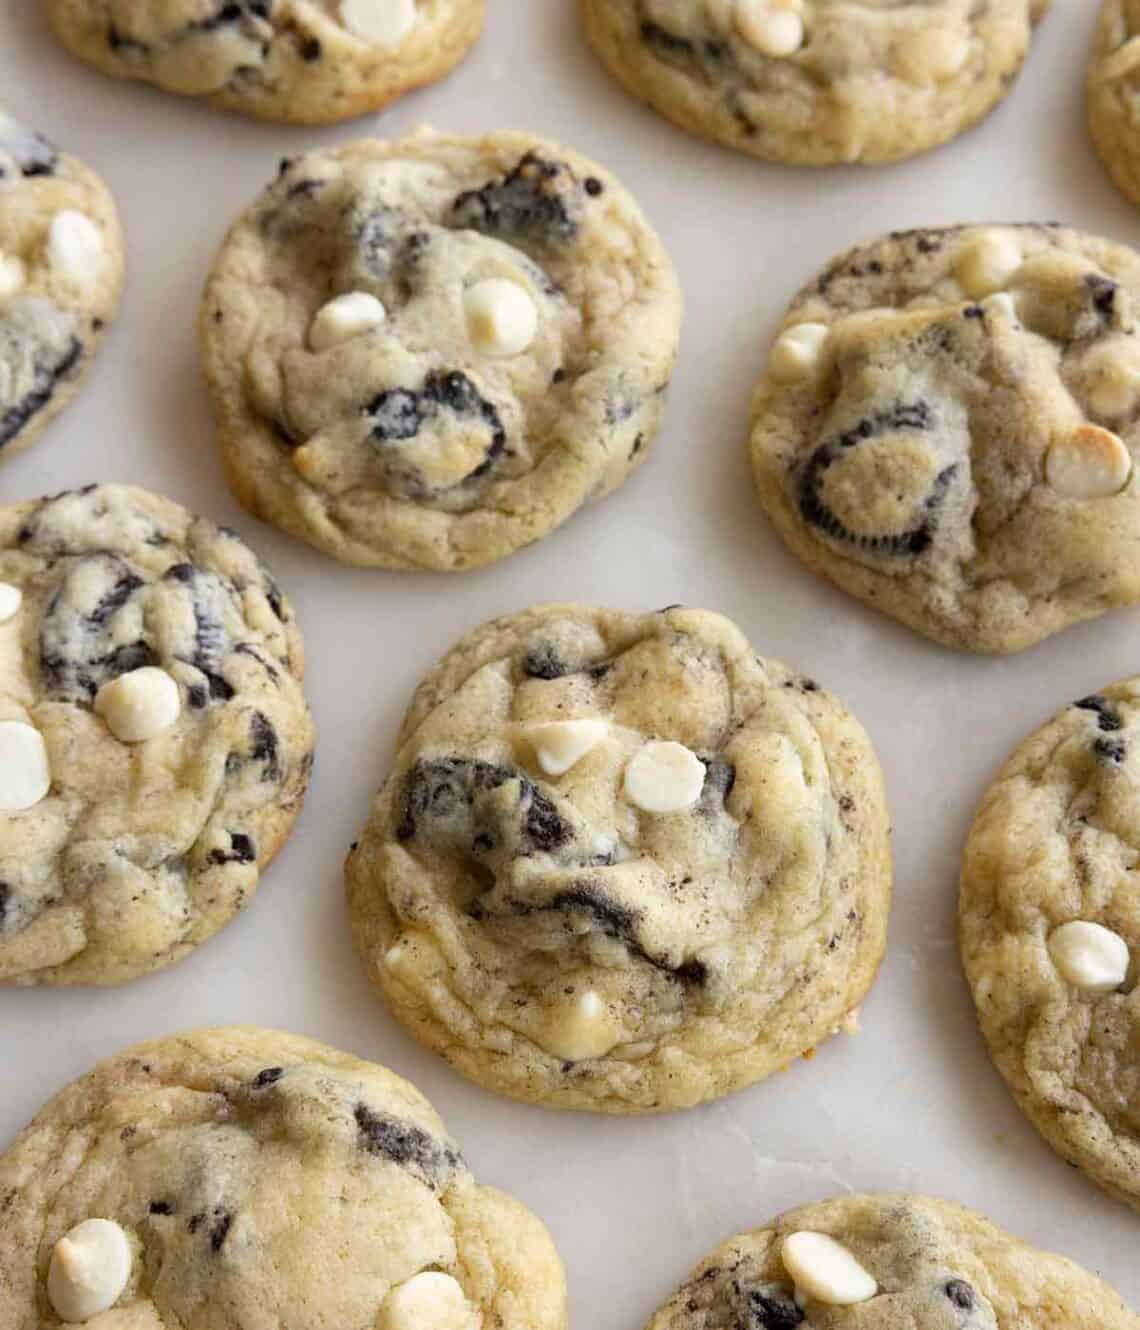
0,1026,567,1330
646,1193,1138,1330
346,604,891,1112
580,0,1049,165
961,680,1140,1211
0,108,123,462
0,484,314,985
750,223,1140,653
1089,1,1140,210
199,130,682,571
43,0,485,125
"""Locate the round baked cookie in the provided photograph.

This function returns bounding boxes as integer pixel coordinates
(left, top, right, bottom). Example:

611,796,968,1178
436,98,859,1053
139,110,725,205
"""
0,484,314,986
0,1026,568,1330
645,1193,1138,1330
579,0,1049,166
199,129,683,572
346,604,891,1113
750,223,1140,654
42,0,485,126
1088,1,1140,209
0,108,124,462
961,680,1140,1212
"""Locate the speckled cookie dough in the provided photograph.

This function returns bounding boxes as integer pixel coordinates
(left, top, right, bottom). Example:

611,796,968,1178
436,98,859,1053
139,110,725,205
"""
200,130,682,572
0,109,124,462
346,604,891,1113
750,223,1140,654
0,485,314,986
579,0,1049,166
43,0,485,125
0,1026,568,1330
961,679,1140,1212
646,1193,1139,1330
1088,1,1140,209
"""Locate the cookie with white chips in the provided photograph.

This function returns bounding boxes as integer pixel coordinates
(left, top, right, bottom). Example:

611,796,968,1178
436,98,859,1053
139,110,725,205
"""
0,109,124,462
750,223,1140,654
580,0,1049,166
0,485,314,985
346,604,891,1113
0,1027,567,1330
200,130,682,571
961,680,1140,1211
43,0,485,125
646,1194,1138,1330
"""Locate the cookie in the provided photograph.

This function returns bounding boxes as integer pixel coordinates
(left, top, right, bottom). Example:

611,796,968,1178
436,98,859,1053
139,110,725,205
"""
346,604,891,1113
960,680,1140,1212
0,109,124,462
0,1026,568,1330
0,484,314,986
579,0,1049,166
1088,1,1140,209
749,223,1140,654
43,0,485,125
645,1193,1137,1330
199,130,681,572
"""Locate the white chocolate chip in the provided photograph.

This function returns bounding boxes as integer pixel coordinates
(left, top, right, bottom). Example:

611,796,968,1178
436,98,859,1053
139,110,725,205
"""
956,230,1023,299
47,1219,132,1323
0,253,25,302
735,0,804,57
1048,920,1130,994
46,211,105,291
94,668,181,743
0,582,22,623
781,1232,877,1307
768,323,829,381
309,291,387,351
982,291,1020,323
1078,341,1140,417
624,741,705,814
378,1272,476,1330
894,24,969,84
540,990,620,1061
527,718,608,776
0,721,51,812
340,0,416,47
1045,424,1132,499
464,279,538,358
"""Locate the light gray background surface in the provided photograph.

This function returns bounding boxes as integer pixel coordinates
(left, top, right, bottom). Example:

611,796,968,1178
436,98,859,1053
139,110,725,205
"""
1,0,1137,1319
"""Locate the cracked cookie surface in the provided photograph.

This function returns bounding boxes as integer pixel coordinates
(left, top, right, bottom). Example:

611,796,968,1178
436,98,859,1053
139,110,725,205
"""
346,604,891,1113
961,680,1140,1212
199,130,683,571
749,223,1140,654
646,1193,1138,1330
1089,1,1140,209
580,0,1049,166
43,0,485,125
0,1026,567,1330
0,485,314,985
0,108,123,462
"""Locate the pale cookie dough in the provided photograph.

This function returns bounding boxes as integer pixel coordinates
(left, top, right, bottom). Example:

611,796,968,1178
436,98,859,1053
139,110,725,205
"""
750,223,1140,654
0,108,124,462
579,0,1050,166
346,604,891,1113
645,1194,1139,1330
0,484,314,986
0,1027,568,1330
200,130,682,571
1088,1,1140,209
42,0,486,125
961,680,1140,1212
